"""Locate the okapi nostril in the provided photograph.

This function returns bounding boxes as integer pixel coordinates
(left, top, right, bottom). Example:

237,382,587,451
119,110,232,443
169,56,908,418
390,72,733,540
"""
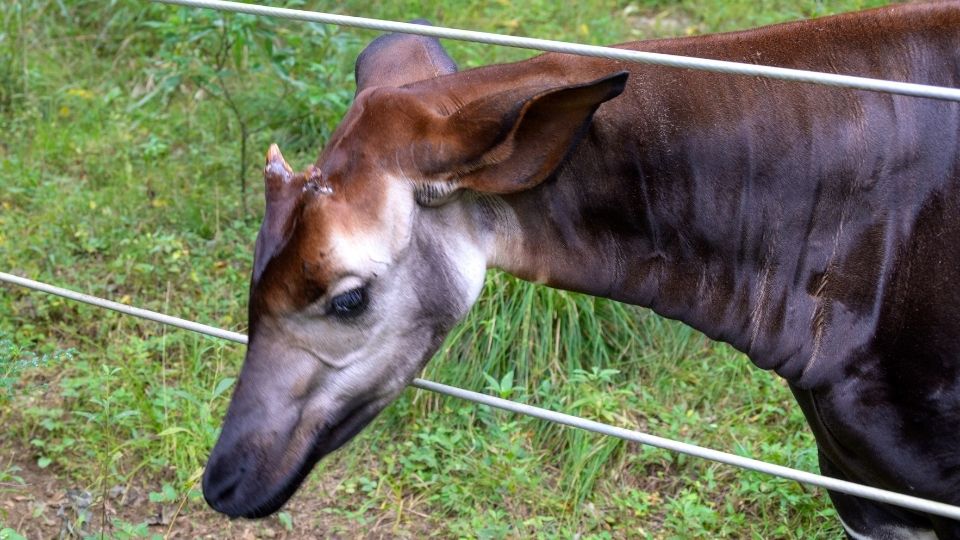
203,452,249,508
217,482,237,503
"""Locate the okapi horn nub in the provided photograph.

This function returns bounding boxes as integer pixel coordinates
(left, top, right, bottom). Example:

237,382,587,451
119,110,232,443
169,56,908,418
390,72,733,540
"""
265,144,294,191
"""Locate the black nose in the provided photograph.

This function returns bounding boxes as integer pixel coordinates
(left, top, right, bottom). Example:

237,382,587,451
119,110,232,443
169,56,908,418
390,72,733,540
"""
202,447,250,517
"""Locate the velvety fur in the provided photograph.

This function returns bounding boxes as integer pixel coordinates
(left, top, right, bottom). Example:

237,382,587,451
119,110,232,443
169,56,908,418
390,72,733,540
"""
205,4,960,537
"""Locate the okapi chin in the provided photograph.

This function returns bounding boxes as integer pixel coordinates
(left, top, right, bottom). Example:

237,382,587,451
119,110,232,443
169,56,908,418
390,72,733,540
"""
204,4,960,537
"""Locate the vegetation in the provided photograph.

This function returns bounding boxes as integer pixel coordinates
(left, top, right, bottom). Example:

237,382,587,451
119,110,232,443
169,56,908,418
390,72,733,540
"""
1,0,894,537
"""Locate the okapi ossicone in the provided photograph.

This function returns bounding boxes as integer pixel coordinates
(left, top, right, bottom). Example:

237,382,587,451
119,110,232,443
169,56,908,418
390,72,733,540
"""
202,3,960,537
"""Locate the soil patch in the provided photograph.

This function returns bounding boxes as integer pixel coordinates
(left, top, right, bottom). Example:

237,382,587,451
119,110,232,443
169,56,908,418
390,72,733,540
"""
0,441,430,539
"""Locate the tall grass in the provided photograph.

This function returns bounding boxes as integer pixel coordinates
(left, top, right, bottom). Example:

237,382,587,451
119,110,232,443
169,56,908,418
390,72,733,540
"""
1,0,894,537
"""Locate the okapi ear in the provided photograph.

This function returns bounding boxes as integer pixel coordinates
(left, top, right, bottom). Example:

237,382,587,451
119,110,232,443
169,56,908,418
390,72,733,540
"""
416,71,628,203
253,144,303,282
355,20,458,93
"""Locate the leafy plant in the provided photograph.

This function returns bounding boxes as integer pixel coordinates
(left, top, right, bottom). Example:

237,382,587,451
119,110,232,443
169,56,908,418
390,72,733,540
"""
0,335,73,402
0,528,27,540
139,6,356,209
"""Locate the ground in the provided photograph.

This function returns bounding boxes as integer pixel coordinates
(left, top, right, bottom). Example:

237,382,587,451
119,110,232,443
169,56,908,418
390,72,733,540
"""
1,438,434,539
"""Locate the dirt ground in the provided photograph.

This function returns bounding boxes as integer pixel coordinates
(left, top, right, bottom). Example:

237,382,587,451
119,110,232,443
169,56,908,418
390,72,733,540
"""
0,441,429,540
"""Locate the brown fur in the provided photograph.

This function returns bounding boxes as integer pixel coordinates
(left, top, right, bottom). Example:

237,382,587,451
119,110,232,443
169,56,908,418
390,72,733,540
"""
206,4,960,537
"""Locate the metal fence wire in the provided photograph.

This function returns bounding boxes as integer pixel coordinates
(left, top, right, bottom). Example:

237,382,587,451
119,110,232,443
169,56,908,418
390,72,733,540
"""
3,273,960,522
154,0,960,102
4,0,960,523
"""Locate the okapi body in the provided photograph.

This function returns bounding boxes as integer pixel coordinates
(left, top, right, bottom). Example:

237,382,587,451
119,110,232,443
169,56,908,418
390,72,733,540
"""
202,3,960,538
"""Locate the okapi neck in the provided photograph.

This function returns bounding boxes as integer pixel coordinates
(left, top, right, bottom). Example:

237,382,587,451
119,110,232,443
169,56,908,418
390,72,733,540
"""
480,88,916,389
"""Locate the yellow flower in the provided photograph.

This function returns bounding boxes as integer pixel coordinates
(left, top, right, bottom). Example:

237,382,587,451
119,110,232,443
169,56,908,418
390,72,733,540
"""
66,88,94,100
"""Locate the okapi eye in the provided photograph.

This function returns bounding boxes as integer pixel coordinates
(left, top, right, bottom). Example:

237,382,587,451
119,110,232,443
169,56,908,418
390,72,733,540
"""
329,287,367,318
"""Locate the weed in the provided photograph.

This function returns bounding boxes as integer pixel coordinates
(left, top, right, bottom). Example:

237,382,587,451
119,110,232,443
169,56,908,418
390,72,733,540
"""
0,528,27,540
0,334,73,401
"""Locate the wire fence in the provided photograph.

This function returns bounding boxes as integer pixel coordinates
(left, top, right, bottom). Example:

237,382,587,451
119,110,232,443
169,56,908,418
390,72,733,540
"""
151,0,960,102
3,271,960,520
4,0,960,524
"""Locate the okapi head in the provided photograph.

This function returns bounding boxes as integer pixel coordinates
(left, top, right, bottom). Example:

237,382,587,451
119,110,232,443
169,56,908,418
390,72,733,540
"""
203,26,627,518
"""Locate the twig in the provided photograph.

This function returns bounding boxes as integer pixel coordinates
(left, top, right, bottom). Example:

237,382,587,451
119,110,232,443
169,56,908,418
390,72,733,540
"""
164,477,199,539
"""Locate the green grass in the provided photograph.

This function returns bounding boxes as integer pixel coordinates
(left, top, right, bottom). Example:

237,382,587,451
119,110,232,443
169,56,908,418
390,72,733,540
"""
0,0,895,538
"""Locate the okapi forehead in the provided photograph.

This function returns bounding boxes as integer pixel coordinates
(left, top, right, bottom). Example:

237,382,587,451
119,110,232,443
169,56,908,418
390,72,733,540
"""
252,166,415,318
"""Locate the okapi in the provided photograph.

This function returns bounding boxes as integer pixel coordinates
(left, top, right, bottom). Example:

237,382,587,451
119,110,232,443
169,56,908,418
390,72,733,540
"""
202,3,960,537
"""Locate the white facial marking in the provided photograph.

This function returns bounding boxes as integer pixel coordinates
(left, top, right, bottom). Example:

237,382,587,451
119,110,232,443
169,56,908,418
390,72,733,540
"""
443,209,488,310
326,175,416,278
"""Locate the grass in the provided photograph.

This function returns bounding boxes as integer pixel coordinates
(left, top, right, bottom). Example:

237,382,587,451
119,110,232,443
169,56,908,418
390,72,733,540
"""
0,0,895,538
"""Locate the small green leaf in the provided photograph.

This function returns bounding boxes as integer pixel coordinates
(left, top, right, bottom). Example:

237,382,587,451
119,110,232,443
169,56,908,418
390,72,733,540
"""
500,371,514,396
212,377,236,399
1,527,29,540
278,511,293,531
149,483,178,503
156,426,189,437
482,373,499,393
37,456,51,469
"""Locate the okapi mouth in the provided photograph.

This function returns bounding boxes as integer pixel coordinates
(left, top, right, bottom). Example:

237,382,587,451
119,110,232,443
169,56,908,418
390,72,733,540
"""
207,395,385,519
